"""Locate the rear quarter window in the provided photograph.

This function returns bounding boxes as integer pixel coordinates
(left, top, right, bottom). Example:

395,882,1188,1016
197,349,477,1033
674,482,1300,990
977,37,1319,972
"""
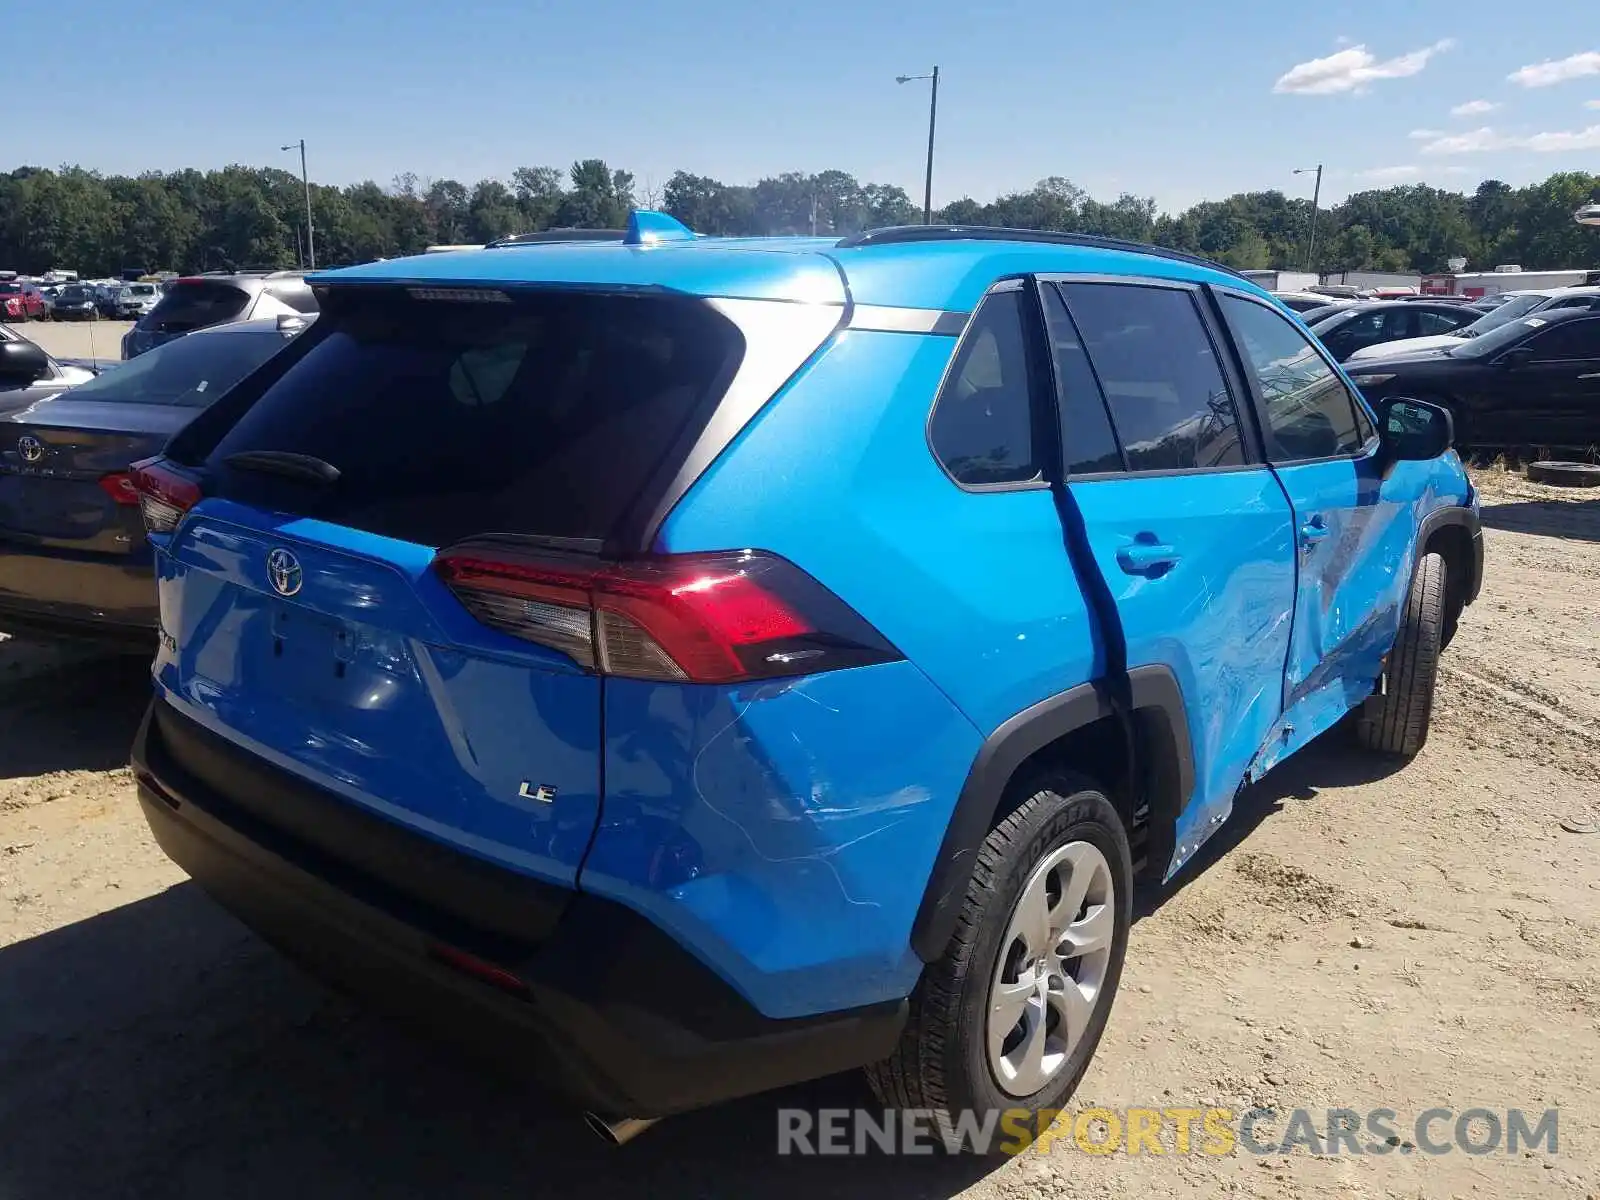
199,289,744,547
927,289,1040,487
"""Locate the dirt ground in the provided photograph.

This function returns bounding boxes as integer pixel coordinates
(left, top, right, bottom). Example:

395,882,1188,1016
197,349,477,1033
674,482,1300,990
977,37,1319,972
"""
0,467,1596,1199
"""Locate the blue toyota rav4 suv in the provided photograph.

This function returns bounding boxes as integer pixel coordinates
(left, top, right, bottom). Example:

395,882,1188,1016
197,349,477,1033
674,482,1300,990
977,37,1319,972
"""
128,213,1482,1147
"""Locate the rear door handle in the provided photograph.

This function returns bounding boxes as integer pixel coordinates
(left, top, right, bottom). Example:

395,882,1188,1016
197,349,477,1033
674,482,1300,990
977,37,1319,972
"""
1116,542,1181,574
1300,516,1330,547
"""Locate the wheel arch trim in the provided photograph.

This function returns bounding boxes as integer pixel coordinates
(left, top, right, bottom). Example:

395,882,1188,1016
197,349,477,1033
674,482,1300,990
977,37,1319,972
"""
1417,503,1482,606
909,664,1195,962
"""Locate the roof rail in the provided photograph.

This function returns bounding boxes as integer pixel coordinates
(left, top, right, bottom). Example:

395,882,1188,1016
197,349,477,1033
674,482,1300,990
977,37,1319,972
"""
835,225,1247,280
485,228,626,248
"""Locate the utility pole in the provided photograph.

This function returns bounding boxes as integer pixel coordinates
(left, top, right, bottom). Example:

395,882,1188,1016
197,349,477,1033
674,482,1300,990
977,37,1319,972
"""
1294,164,1323,274
897,66,940,224
282,139,316,270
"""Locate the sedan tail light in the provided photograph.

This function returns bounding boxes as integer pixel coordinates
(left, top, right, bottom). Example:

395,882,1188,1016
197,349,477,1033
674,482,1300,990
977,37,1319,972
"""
434,545,900,684
97,472,141,506
129,457,203,534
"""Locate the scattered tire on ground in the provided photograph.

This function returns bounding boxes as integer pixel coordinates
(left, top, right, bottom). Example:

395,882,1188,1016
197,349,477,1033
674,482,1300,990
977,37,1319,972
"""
1526,460,1600,488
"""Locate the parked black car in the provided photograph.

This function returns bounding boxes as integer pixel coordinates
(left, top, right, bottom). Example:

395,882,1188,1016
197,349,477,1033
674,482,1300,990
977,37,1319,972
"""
0,315,313,646
49,284,102,321
122,271,317,359
1308,301,1479,361
1346,307,1600,451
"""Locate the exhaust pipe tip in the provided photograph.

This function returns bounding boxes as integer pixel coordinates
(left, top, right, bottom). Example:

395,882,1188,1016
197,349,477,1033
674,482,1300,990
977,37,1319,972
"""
584,1112,659,1147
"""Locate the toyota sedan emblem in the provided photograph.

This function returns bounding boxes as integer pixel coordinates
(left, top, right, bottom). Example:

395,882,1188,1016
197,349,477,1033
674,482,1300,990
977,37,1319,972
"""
266,548,303,597
17,436,43,464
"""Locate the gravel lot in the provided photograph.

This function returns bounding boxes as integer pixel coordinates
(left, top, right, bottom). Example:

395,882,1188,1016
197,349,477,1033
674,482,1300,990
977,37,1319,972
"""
1,468,1596,1199
14,319,134,362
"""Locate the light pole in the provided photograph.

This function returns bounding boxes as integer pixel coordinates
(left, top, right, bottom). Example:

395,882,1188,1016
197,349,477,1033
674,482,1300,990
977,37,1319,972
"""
1293,164,1323,274
281,139,316,270
896,66,939,224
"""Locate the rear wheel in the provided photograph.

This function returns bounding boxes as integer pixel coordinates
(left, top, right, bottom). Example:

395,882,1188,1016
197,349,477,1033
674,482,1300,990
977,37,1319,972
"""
866,773,1131,1153
1355,550,1446,757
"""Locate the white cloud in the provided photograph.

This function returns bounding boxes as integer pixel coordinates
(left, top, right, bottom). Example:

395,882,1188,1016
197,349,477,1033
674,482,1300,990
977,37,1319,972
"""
1357,165,1423,181
1408,128,1446,139
1418,124,1600,153
1508,51,1600,88
1274,40,1455,95
1522,124,1600,151
1587,99,1600,109
1450,99,1499,116
1420,127,1509,154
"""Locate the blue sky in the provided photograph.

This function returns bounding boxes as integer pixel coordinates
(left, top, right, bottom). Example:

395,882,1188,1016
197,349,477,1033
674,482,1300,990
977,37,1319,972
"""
11,1,1599,213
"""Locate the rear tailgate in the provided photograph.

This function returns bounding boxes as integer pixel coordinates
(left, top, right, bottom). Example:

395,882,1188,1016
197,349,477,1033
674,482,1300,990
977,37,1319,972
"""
154,501,604,896
149,284,771,901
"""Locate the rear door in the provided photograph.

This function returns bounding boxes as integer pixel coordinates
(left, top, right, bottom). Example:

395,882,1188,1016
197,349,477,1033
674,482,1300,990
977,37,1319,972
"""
1215,289,1407,766
1045,279,1297,873
153,286,749,889
1511,316,1600,447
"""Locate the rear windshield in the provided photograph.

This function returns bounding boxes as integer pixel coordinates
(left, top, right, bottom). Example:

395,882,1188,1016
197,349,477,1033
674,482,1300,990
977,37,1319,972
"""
65,330,285,407
0,283,19,295
200,289,744,547
145,281,250,332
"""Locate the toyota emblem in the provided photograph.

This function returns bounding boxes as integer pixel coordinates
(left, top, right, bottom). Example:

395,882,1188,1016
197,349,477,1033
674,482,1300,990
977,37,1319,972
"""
17,436,43,464
266,548,304,597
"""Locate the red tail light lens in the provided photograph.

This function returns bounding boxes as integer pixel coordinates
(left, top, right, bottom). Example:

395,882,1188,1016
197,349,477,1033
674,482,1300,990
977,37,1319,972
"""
97,472,141,506
434,546,900,684
129,457,203,534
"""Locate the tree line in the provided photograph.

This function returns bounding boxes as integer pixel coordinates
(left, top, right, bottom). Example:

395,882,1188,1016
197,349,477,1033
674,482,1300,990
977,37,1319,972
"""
1,159,1595,278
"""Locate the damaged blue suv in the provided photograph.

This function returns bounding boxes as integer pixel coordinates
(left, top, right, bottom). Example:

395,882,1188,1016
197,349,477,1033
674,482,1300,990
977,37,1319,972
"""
129,213,1482,1147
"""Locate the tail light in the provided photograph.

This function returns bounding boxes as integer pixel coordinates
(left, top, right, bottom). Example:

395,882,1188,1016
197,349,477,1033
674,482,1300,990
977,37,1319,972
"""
434,545,901,684
97,472,141,506
129,457,203,534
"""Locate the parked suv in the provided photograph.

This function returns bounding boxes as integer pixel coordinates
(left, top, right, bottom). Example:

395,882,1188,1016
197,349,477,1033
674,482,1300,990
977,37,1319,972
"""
114,282,163,319
128,216,1482,1147
0,280,50,322
122,271,317,359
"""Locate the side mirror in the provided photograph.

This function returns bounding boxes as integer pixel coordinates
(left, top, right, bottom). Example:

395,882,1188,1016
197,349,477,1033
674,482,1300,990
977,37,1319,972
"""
1499,346,1534,368
1377,396,1454,464
0,340,51,386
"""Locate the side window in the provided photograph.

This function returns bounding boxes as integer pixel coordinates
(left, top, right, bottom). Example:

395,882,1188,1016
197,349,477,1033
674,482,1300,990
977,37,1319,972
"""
1526,318,1600,362
1041,285,1124,475
1318,311,1379,357
928,290,1039,487
1058,282,1244,471
1221,293,1366,462
1416,309,1466,335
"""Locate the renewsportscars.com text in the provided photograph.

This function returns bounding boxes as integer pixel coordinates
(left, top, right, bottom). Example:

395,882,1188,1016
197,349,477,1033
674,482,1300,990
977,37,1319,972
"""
776,1106,1559,1157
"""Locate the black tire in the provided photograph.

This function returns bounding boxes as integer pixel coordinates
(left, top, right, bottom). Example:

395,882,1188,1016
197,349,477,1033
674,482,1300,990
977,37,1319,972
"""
1526,461,1600,488
865,772,1132,1154
1355,550,1446,757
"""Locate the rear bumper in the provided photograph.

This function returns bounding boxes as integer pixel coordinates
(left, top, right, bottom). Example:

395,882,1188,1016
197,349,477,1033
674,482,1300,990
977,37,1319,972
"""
131,698,904,1118
0,542,157,644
